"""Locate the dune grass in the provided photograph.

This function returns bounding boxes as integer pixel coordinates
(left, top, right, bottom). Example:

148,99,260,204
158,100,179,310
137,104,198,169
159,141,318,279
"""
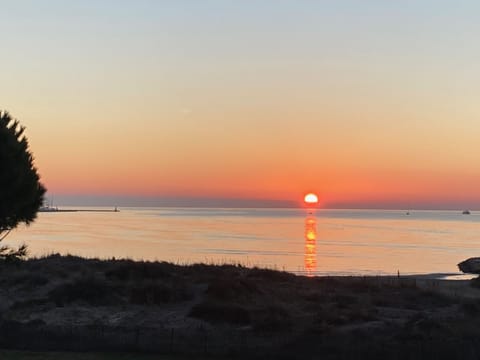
0,350,161,360
0,350,214,360
1,255,480,359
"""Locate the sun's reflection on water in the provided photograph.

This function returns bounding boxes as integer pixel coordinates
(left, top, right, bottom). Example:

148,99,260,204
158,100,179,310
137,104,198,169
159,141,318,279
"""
304,215,317,276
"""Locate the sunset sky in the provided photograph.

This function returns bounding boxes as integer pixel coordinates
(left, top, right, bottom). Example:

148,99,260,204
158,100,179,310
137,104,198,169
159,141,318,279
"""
1,1,480,208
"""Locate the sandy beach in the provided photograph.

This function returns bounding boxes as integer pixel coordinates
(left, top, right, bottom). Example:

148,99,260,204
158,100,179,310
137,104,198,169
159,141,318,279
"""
0,255,479,359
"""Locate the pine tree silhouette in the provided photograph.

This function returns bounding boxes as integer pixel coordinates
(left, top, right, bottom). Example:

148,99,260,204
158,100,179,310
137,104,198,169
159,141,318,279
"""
0,110,46,260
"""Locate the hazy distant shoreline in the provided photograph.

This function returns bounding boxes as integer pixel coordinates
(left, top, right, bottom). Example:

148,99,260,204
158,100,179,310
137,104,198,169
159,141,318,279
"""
45,195,480,211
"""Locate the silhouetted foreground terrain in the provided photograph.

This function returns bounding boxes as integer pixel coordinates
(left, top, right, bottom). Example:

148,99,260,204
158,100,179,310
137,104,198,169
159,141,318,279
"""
1,255,480,359
0,350,170,360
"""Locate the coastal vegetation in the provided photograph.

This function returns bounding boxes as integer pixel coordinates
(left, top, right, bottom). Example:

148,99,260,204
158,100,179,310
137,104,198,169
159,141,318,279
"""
0,255,480,359
0,110,45,258
0,350,167,360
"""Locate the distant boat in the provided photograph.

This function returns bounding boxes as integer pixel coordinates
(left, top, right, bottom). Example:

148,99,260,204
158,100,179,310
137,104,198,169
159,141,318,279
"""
39,199,58,212
462,210,471,215
39,205,58,212
406,211,410,215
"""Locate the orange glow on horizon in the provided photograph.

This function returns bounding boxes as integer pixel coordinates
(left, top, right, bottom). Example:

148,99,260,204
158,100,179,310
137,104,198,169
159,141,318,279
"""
7,2,480,211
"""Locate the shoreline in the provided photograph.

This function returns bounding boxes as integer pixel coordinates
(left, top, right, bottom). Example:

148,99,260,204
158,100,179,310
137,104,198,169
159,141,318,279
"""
1,255,480,359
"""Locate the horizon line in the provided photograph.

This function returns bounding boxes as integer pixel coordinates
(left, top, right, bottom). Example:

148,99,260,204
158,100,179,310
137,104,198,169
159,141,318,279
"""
45,194,479,211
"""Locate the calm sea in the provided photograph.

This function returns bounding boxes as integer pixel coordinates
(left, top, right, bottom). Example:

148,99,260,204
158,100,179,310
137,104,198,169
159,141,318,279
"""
6,207,480,276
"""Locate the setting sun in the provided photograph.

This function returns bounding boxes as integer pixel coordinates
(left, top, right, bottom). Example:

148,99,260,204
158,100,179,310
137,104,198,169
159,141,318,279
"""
304,193,319,205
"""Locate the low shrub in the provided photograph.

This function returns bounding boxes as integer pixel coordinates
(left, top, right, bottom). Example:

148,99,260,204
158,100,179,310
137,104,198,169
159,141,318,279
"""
246,267,295,282
469,276,480,288
129,282,192,305
189,302,251,324
10,298,51,310
105,261,173,281
252,305,292,332
0,272,49,288
206,277,260,301
332,294,358,309
48,277,118,306
461,300,480,315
